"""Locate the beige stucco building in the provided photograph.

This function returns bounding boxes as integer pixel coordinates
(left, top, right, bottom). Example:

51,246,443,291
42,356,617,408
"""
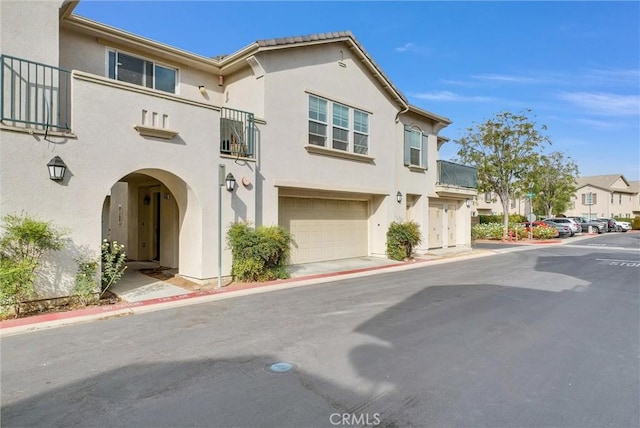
474,175,640,220
0,1,477,298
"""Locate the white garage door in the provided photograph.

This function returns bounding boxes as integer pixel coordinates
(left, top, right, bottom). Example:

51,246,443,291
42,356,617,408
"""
279,197,369,264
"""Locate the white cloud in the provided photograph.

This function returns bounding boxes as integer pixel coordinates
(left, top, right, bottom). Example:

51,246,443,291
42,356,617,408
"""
471,73,542,84
393,42,431,56
410,91,495,102
556,91,640,116
394,42,415,53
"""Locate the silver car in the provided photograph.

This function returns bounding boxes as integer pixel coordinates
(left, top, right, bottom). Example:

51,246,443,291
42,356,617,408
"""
546,218,580,236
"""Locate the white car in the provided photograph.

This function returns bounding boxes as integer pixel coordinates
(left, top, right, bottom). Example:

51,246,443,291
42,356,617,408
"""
547,218,580,236
616,221,631,232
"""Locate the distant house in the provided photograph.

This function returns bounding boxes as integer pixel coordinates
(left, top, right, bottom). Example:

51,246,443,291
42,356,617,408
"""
564,175,639,219
0,1,477,297
473,174,640,219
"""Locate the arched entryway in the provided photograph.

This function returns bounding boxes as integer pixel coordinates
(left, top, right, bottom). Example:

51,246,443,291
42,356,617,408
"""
102,172,179,268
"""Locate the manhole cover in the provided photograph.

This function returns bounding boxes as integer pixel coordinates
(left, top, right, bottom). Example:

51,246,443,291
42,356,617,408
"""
268,362,294,373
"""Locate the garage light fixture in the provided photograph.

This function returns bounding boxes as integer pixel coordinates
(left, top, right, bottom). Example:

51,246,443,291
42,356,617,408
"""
466,198,472,208
396,191,403,204
47,156,67,181
225,173,236,192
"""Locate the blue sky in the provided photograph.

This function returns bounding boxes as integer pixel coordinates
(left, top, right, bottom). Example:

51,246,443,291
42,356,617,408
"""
74,1,640,181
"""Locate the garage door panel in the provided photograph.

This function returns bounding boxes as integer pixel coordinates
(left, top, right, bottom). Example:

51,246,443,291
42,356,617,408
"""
280,197,369,264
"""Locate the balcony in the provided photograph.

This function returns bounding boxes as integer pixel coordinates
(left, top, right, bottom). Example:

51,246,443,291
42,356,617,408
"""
220,107,255,159
1,55,71,132
435,160,477,198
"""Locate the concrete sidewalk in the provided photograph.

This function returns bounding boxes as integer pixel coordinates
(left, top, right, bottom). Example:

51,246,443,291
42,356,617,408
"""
0,239,575,337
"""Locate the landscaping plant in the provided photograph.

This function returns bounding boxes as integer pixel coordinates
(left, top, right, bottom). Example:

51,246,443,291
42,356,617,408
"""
227,222,293,282
0,214,66,316
386,221,422,261
101,239,127,296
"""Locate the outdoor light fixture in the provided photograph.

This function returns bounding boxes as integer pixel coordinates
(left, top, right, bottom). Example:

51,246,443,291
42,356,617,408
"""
198,85,206,94
466,198,472,208
143,194,151,205
396,191,403,204
225,173,236,192
47,156,67,181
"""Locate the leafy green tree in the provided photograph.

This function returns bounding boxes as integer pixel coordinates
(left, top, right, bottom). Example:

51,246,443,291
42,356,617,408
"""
530,152,579,217
455,110,550,239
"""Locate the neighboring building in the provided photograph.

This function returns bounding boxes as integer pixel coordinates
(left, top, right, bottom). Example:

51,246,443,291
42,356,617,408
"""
0,1,477,298
564,175,640,219
474,174,640,219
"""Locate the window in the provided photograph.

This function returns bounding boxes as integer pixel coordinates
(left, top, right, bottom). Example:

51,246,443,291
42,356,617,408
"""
353,110,369,154
332,103,349,151
308,95,369,155
308,95,327,146
108,50,177,93
582,193,596,205
611,193,614,203
404,126,428,168
619,194,622,204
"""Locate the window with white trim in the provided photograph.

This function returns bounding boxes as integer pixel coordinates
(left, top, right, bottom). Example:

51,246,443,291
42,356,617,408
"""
108,50,177,94
403,126,428,168
308,95,369,155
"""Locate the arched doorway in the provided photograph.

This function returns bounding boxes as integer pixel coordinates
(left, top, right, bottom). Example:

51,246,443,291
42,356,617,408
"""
102,171,183,269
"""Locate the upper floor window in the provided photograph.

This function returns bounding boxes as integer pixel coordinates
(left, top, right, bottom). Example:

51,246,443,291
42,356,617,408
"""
611,193,614,203
403,126,428,168
619,194,622,204
308,95,369,155
582,193,596,205
108,50,177,94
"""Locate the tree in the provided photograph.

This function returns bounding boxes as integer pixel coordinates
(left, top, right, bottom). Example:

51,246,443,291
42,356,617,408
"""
455,110,550,240
531,152,579,217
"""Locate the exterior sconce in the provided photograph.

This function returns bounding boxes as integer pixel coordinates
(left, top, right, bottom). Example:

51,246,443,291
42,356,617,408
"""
218,75,224,87
47,156,67,181
143,194,151,205
198,85,206,94
466,198,472,208
225,173,236,192
396,191,403,204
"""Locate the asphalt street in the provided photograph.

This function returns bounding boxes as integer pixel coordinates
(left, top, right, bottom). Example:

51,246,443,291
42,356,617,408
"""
2,233,639,427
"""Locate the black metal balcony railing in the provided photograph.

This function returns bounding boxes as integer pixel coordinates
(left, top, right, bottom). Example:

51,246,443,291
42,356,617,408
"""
0,55,71,131
220,107,255,158
437,160,477,188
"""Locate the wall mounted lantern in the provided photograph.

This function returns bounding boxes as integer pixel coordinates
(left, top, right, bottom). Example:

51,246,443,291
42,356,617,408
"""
143,194,151,205
396,191,403,204
47,156,67,181
225,173,236,192
466,198,472,208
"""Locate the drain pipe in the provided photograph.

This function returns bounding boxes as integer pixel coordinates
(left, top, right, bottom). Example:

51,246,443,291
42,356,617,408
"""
217,164,225,288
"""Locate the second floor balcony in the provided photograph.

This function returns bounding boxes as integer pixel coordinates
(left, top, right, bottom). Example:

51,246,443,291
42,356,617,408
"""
435,160,477,198
1,55,257,160
1,54,71,133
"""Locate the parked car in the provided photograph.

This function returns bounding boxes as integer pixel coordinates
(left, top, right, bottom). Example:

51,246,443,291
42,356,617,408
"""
546,217,580,236
616,221,631,232
567,216,605,234
541,220,572,237
595,218,616,232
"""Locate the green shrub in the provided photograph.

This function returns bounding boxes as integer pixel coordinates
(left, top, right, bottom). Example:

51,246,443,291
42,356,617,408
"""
533,225,557,239
386,221,422,261
0,214,66,316
73,259,99,305
479,214,527,224
227,222,293,282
